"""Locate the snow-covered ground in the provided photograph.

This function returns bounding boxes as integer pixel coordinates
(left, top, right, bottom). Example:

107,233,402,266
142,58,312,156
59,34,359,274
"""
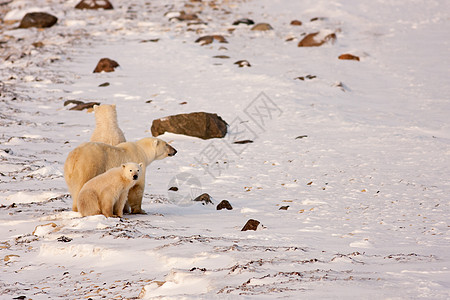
1,0,449,298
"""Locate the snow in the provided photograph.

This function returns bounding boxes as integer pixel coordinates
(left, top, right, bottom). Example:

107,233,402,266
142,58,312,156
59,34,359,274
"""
1,0,449,299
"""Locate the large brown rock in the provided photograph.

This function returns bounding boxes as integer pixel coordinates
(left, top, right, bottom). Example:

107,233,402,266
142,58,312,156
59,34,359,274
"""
93,58,119,73
75,0,114,10
18,12,58,29
298,32,336,47
151,112,227,140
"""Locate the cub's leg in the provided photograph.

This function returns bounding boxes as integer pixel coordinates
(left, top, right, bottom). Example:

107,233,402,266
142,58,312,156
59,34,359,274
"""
127,184,146,214
114,191,129,218
77,190,101,216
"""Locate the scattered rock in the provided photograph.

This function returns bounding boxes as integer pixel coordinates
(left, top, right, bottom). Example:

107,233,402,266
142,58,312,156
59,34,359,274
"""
140,38,160,43
217,200,233,210
32,41,44,48
75,0,114,10
168,186,178,191
193,193,213,205
98,82,110,87
93,58,119,73
295,75,316,81
234,60,251,67
241,219,260,231
170,11,199,22
4,254,20,262
213,55,230,59
251,23,273,31
333,81,350,92
179,101,187,105
151,112,227,139
66,101,101,111
18,12,58,29
279,206,289,210
233,140,253,144
232,18,254,26
295,135,308,139
310,17,326,22
195,35,228,45
338,53,360,61
298,32,336,47
290,20,302,26
57,236,72,242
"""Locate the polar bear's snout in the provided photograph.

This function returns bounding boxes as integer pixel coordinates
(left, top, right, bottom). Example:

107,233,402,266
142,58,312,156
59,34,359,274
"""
168,145,177,157
133,174,138,180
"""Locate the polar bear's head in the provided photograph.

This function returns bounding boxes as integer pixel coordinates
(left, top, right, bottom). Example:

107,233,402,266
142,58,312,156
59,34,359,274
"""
122,162,143,181
137,137,177,161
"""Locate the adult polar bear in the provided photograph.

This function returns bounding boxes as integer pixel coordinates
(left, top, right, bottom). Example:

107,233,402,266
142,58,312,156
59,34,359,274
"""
64,137,177,214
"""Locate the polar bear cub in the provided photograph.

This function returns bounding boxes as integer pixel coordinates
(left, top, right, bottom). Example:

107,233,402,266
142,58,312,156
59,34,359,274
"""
90,104,126,146
77,162,143,217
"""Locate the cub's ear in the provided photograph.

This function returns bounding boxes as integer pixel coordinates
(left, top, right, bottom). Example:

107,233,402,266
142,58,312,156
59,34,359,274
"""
122,164,126,169
139,163,143,168
153,139,160,147
112,104,116,109
93,104,99,111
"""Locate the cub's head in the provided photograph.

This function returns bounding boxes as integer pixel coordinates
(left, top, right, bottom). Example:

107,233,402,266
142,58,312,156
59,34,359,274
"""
93,104,117,118
122,162,143,181
138,137,177,161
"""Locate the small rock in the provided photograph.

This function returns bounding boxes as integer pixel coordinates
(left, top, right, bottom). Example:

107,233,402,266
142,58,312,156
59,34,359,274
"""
251,23,273,31
63,100,84,107
295,75,316,81
338,53,360,61
232,18,254,26
57,236,72,242
333,81,350,92
213,55,230,59
234,60,251,67
295,135,308,139
233,140,253,144
195,35,228,45
193,193,213,205
75,0,114,10
241,219,260,231
290,20,302,26
298,32,336,47
151,112,227,140
18,12,58,29
69,101,101,111
140,38,160,43
171,11,199,21
93,58,119,73
32,41,44,48
310,17,326,22
98,82,110,87
279,206,289,210
168,186,178,191
217,200,233,210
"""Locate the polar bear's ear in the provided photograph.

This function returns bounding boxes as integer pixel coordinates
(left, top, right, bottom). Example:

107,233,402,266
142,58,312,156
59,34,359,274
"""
139,162,143,168
112,104,116,109
153,139,160,147
121,164,126,169
93,104,99,111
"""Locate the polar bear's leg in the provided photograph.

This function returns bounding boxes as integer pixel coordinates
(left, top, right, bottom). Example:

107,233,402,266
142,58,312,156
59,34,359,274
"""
101,197,115,218
114,191,128,218
128,184,146,214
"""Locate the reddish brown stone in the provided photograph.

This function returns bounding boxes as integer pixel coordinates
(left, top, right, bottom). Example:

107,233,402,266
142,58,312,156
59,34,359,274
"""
195,35,228,45
75,0,113,10
298,32,336,47
290,20,302,26
241,219,260,231
18,12,58,29
93,58,119,73
151,112,227,140
251,23,273,31
338,53,360,61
